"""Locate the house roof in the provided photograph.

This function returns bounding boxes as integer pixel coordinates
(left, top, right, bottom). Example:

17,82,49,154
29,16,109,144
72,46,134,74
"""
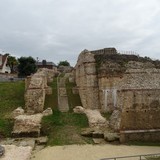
36,61,57,66
0,54,8,69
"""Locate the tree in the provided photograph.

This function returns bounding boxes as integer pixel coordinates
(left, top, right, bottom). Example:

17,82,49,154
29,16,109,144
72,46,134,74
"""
7,55,18,73
18,56,37,77
58,60,70,67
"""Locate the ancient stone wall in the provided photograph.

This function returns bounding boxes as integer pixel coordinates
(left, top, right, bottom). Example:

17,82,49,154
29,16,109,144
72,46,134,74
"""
75,48,160,142
25,68,55,114
12,68,55,137
75,50,100,109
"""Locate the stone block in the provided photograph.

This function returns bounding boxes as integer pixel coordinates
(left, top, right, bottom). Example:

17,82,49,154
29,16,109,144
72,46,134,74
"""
36,136,48,145
80,128,94,137
42,108,53,116
25,89,45,113
73,106,85,114
92,130,104,138
84,109,108,128
109,110,121,131
12,107,24,119
104,132,119,142
45,86,52,95
12,114,43,137
0,145,5,157
1,145,32,160
29,77,45,89
72,87,79,94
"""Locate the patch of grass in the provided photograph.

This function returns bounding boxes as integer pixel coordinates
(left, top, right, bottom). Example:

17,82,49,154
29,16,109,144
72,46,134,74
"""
0,119,13,137
66,79,82,110
41,110,90,146
44,78,58,110
42,76,91,146
0,81,25,137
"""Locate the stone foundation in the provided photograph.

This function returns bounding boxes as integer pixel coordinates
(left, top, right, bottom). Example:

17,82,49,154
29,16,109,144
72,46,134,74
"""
120,129,160,143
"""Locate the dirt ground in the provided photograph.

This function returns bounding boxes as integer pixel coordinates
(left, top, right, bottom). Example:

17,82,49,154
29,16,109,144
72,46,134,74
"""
31,144,160,160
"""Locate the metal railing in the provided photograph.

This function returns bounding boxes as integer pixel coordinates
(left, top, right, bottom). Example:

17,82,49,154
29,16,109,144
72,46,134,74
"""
117,50,139,55
100,153,160,160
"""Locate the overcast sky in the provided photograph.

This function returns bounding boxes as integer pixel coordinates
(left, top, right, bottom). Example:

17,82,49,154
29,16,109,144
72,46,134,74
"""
0,0,160,66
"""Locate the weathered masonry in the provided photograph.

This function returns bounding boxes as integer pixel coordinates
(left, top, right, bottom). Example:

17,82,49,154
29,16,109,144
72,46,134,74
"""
75,48,160,142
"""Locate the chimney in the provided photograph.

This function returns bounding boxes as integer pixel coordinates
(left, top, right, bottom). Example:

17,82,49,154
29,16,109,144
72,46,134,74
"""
42,60,47,66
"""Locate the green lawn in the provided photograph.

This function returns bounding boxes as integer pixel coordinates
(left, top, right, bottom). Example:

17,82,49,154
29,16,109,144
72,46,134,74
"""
66,79,82,110
0,81,25,137
41,110,91,145
44,78,58,110
42,77,91,146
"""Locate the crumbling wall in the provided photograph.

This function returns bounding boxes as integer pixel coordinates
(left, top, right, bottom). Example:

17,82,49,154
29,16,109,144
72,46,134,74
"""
75,50,100,109
75,48,160,142
25,68,55,114
12,68,55,137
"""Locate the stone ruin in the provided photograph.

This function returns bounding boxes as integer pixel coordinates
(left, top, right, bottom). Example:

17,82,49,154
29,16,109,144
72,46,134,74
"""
25,68,54,114
1,68,56,159
75,48,160,143
12,68,55,137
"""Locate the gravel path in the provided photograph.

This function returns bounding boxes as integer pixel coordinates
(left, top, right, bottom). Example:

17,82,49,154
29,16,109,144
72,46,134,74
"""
31,144,160,160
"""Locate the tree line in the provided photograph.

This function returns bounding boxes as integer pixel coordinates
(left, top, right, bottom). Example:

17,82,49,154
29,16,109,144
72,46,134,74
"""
6,54,70,77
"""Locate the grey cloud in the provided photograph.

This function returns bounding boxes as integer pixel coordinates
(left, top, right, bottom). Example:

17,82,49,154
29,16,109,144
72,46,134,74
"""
0,0,160,66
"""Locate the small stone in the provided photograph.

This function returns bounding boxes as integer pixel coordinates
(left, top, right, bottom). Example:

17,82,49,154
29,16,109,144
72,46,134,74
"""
0,145,5,157
19,141,27,147
81,128,94,137
36,137,48,145
33,145,45,153
92,131,104,138
104,132,120,142
84,109,108,128
12,107,24,119
73,106,85,114
93,138,106,144
43,108,53,116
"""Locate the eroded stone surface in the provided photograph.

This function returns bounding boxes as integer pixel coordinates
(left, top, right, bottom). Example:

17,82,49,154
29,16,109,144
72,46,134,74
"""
0,145,5,157
42,108,53,116
25,68,56,114
75,48,160,142
1,145,32,160
104,132,120,142
109,110,121,131
12,114,43,137
36,137,48,145
84,109,108,128
12,107,24,119
73,106,85,114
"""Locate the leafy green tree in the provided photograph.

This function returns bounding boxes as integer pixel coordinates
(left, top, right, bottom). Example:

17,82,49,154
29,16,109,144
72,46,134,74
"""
18,56,37,77
7,55,18,73
58,60,70,67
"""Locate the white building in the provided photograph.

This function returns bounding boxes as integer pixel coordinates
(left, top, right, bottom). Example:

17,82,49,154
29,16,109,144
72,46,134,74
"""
0,54,11,73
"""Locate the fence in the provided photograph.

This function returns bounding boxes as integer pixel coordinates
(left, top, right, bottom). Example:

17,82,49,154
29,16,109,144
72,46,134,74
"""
117,50,139,56
100,153,160,160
